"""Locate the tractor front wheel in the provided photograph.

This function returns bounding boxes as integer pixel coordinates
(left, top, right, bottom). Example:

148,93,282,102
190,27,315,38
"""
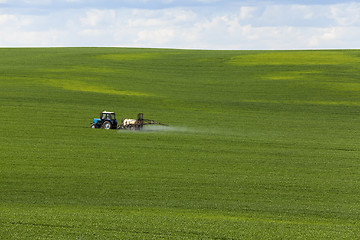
102,121,112,129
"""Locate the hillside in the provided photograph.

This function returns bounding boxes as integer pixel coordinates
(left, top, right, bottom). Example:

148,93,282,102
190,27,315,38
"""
1,48,360,239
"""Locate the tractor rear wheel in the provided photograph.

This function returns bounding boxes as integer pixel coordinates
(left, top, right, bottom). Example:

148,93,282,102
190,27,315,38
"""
102,121,112,129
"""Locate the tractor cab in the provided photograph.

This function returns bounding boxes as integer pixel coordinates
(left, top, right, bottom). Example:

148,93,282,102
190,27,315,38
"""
91,111,118,129
101,112,116,121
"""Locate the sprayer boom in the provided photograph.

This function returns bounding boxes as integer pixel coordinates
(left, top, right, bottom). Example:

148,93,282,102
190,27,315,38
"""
118,113,168,130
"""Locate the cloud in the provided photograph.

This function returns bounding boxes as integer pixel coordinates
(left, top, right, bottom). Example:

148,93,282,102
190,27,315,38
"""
0,1,360,49
137,28,175,45
79,9,116,27
0,13,34,29
330,2,360,26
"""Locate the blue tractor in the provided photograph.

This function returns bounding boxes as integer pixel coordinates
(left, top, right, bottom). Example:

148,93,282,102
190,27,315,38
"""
90,111,118,129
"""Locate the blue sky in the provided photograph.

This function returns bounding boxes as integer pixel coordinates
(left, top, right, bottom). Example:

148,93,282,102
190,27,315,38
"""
0,0,359,49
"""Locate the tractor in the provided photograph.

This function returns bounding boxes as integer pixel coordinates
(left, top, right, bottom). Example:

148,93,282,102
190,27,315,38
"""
90,111,118,129
90,111,167,130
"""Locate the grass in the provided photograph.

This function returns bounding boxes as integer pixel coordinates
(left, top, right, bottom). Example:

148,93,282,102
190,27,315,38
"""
1,48,360,239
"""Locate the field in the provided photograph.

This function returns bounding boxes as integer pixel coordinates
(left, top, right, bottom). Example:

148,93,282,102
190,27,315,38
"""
1,48,360,239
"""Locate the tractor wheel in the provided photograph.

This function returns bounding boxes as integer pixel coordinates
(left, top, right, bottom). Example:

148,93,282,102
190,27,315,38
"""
102,121,112,129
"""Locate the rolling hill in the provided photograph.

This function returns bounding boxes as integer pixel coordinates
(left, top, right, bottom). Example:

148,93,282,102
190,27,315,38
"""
1,48,360,239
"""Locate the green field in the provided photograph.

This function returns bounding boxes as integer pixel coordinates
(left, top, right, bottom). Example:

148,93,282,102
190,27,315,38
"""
1,48,360,239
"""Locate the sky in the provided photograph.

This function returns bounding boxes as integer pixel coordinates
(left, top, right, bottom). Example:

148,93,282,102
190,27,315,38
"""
0,0,359,49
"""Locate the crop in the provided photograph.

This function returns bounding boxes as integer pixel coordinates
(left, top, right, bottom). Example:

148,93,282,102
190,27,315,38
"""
1,48,360,239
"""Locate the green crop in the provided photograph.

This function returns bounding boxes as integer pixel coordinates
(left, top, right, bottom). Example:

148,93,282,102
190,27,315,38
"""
1,48,360,239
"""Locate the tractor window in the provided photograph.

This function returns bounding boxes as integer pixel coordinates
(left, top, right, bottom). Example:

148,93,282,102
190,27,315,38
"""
101,113,115,120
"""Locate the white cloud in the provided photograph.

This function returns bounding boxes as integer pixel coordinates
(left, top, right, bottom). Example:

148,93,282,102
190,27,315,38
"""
0,14,33,29
239,6,258,19
137,28,175,44
80,9,116,27
0,1,360,49
330,2,360,26
0,14,15,25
